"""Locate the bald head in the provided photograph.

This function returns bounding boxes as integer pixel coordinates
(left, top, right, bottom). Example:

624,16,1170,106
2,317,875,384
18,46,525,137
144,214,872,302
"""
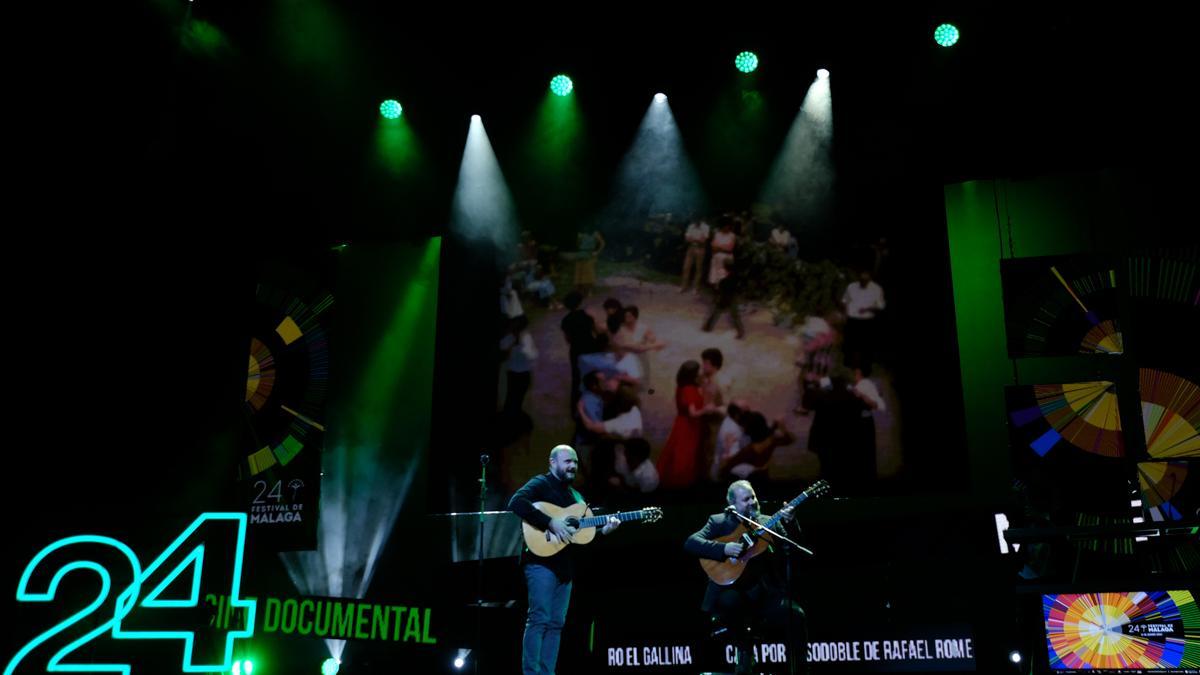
549,445,578,482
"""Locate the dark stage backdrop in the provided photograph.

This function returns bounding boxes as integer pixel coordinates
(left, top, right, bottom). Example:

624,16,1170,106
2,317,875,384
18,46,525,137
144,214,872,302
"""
2,240,454,674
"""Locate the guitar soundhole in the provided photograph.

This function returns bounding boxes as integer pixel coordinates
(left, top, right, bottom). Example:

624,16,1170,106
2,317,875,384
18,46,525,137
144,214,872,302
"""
566,517,581,528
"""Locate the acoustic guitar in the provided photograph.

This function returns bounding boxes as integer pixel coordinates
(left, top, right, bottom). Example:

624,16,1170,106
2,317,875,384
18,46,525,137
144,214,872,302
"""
699,480,830,585
522,502,663,557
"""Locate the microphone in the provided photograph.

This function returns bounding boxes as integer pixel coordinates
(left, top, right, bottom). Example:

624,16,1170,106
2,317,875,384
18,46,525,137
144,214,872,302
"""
724,505,737,514
480,454,490,466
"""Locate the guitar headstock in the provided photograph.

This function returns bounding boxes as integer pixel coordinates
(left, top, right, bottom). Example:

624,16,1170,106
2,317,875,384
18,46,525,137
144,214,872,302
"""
804,480,832,499
641,507,664,523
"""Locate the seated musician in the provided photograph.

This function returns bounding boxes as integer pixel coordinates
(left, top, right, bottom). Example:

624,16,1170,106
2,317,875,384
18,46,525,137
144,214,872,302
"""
684,479,808,674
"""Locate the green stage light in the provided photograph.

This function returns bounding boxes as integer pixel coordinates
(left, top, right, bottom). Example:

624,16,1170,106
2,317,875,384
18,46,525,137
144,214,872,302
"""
934,23,960,47
550,74,574,96
379,99,403,119
321,658,340,675
734,51,759,73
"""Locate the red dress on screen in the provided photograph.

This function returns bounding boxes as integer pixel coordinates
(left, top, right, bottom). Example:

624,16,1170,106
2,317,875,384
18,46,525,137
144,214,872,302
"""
656,384,705,489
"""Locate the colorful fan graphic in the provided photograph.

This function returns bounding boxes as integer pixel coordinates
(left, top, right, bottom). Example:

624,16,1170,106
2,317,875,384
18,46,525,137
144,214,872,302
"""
1009,381,1124,458
1007,384,1132,519
1044,591,1200,671
241,281,332,551
1140,369,1200,459
1046,264,1124,355
1082,320,1124,355
244,286,332,477
1002,256,1123,358
246,337,276,412
1138,462,1196,522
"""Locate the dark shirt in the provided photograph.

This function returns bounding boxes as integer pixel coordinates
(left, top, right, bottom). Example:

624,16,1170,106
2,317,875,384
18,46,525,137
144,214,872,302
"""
508,472,585,580
561,309,599,355
807,381,868,452
606,313,623,336
715,274,739,305
685,511,797,611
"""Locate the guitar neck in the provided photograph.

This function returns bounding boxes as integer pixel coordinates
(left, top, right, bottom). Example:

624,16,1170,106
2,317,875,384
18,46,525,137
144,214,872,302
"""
764,492,813,530
578,510,652,530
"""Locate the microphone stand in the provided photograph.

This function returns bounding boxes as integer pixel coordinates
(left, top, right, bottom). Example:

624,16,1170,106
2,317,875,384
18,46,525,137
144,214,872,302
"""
476,453,488,675
726,508,814,556
728,507,810,675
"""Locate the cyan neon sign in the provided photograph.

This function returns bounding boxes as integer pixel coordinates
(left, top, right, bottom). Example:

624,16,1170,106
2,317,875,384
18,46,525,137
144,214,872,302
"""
5,513,256,675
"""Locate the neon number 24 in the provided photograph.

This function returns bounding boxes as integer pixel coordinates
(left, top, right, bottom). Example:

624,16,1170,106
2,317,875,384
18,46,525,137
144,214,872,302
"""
5,513,256,675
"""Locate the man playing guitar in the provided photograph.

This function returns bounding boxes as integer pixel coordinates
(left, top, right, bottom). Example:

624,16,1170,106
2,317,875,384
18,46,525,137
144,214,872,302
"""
684,480,808,674
508,445,621,675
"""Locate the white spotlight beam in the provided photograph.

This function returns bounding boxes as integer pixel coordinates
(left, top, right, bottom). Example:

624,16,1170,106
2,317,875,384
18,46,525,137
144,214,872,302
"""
451,116,519,255
599,96,706,230
759,73,834,226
